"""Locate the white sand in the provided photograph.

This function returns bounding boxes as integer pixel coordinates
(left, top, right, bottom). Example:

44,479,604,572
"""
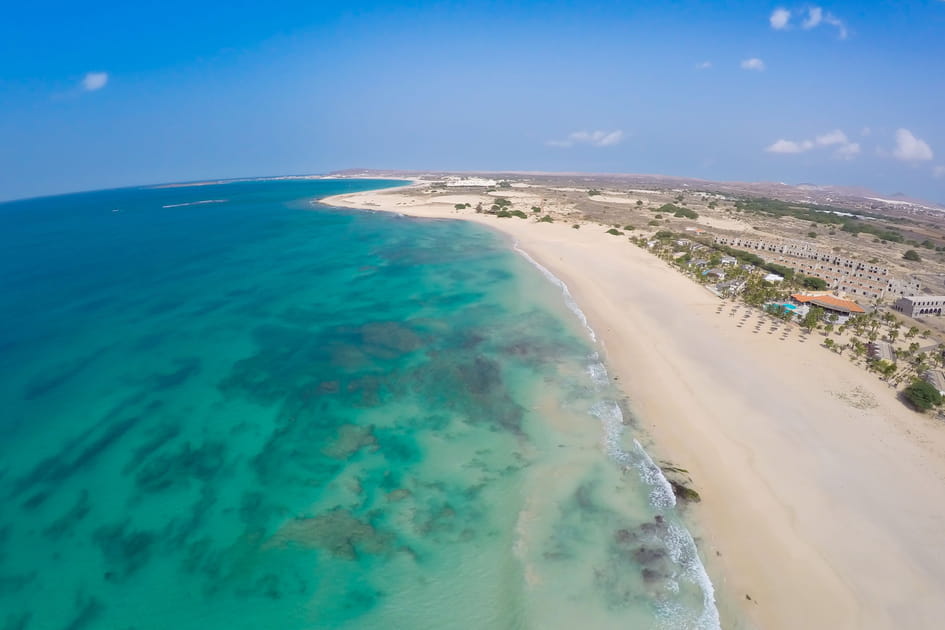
320,187,945,630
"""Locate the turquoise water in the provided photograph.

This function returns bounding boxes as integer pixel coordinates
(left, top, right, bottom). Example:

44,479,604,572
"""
0,179,719,629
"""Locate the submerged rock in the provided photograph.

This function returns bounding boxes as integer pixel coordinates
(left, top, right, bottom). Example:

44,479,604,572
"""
668,480,701,503
267,508,395,560
321,424,378,459
386,489,411,502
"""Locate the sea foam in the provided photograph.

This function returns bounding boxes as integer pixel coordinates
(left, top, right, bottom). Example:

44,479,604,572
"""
514,240,721,630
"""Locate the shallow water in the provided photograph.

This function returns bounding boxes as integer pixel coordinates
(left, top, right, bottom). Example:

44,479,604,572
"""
0,179,718,629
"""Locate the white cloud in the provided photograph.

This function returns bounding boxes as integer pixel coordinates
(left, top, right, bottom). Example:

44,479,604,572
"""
696,60,712,69
81,72,108,91
823,13,848,39
547,130,624,148
741,58,765,71
800,6,847,39
770,8,791,30
766,139,814,154
815,129,849,146
766,129,860,159
892,128,934,162
860,127,872,137
802,7,823,29
835,142,860,160
933,165,945,180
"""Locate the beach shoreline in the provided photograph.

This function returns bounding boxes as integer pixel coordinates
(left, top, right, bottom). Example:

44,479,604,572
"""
319,184,945,630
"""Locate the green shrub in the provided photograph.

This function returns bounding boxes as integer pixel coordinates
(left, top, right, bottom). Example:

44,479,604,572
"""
903,380,942,412
531,206,542,213
510,210,527,219
648,220,661,226
808,231,817,238
673,207,698,219
800,276,828,290
538,215,554,223
454,203,466,210
606,228,623,236
904,250,922,262
572,224,580,229
623,225,635,231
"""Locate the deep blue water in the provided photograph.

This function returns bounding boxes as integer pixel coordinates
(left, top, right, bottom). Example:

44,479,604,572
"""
0,179,718,629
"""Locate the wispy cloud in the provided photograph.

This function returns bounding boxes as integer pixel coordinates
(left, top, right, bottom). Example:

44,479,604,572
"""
815,130,849,146
695,60,712,70
933,166,945,180
835,142,861,160
740,58,765,71
766,139,813,154
81,72,108,92
770,8,791,30
801,6,847,39
892,128,933,162
802,6,823,29
547,130,624,148
766,129,859,159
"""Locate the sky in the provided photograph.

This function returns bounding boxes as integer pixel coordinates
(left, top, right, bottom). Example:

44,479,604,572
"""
1,0,944,202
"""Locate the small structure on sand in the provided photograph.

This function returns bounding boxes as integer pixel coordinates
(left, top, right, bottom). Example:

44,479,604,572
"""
868,341,896,362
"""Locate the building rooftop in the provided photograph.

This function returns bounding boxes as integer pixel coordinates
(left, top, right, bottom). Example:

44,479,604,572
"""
791,293,865,314
868,341,896,362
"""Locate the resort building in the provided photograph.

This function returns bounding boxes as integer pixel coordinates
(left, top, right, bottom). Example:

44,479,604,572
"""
892,295,945,318
790,293,866,324
714,235,921,300
763,273,783,283
719,256,737,265
717,279,747,295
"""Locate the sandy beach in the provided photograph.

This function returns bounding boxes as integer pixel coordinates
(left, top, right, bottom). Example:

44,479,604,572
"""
321,184,945,630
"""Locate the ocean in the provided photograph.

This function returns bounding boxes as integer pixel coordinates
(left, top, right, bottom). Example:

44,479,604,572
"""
0,179,719,629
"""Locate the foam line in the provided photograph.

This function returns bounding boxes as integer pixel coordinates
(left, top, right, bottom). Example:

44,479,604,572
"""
515,240,720,629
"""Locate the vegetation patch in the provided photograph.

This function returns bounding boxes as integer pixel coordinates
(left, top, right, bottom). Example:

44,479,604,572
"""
903,380,942,412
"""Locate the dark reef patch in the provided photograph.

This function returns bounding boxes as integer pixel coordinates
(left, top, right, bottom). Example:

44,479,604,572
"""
135,440,227,494
43,490,91,539
10,395,153,499
268,508,395,560
62,594,103,630
93,521,157,582
21,350,103,400
152,357,202,390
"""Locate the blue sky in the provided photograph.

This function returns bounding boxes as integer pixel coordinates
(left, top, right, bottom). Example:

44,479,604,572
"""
1,0,944,202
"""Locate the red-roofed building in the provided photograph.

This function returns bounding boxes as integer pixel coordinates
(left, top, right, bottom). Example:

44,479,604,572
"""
790,293,865,323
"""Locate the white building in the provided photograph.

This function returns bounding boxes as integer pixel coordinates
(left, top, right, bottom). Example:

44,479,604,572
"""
893,295,945,318
444,177,498,187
